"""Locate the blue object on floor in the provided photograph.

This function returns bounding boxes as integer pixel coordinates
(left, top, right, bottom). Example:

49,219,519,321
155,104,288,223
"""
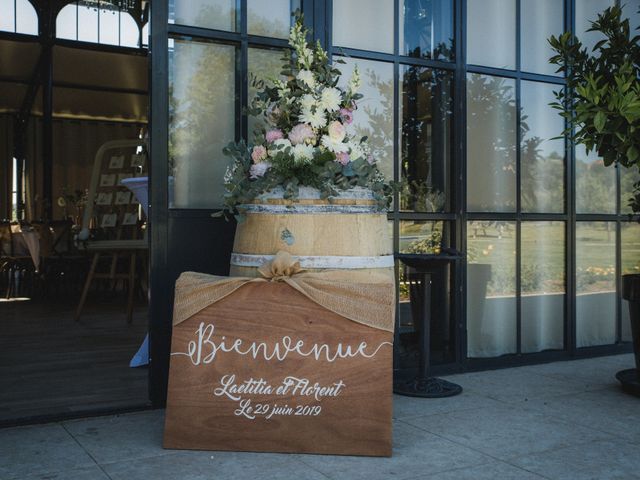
130,334,149,367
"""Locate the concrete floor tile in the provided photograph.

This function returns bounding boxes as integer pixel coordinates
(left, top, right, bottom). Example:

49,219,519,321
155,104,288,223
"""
102,450,329,480
441,368,587,403
525,388,640,443
20,465,111,480
515,356,632,391
410,460,546,479
296,421,492,480
404,403,613,461
63,409,166,464
393,392,504,420
510,438,640,480
0,423,96,480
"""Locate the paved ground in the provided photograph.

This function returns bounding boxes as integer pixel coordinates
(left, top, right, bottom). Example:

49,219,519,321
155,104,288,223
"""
2,354,638,480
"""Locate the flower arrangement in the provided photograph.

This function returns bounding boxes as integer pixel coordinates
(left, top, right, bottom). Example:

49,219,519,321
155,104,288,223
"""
222,15,392,217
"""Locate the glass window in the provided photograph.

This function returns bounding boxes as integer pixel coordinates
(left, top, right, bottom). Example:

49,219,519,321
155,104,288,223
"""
521,221,565,353
15,0,37,34
247,48,285,141
467,0,516,69
169,40,236,208
99,9,120,46
400,67,453,212
121,13,141,47
620,165,640,215
520,0,564,76
622,1,640,32
576,145,616,214
332,0,394,54
520,81,565,213
576,0,615,52
56,4,77,40
337,57,395,180
622,222,640,342
467,221,517,357
0,0,15,32
400,0,454,61
576,222,616,347
248,0,298,39
400,220,450,254
78,5,98,43
466,74,517,212
169,0,236,31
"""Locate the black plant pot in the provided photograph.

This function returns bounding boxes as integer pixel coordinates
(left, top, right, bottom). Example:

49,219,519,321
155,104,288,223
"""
617,274,640,396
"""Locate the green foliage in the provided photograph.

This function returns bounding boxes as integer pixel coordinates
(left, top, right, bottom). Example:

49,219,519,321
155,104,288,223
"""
549,5,640,211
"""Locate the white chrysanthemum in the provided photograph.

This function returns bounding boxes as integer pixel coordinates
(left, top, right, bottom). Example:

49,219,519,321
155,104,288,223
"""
300,94,316,111
321,135,349,153
319,87,342,112
296,70,316,89
299,107,326,129
348,141,365,160
268,138,292,157
292,144,315,165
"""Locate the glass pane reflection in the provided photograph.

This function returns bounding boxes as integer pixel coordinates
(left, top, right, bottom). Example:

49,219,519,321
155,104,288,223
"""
337,57,395,181
169,40,236,208
576,0,615,52
576,222,616,347
467,0,516,69
400,67,453,212
332,0,394,53
622,222,640,342
467,221,517,357
248,48,284,141
576,145,616,214
400,0,454,61
520,81,565,213
466,74,517,212
621,165,640,214
248,0,298,39
399,220,450,254
521,0,564,76
169,0,236,31
521,222,565,353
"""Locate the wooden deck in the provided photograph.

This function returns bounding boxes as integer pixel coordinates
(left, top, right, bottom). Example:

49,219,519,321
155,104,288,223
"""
0,298,149,423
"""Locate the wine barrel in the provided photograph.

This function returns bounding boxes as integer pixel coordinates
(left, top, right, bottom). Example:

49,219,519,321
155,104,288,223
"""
229,187,393,279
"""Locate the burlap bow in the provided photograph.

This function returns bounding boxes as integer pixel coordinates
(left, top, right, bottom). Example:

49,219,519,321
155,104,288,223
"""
257,251,305,280
173,251,395,332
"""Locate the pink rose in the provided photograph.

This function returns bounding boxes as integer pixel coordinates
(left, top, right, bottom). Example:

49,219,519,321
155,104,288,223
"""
336,152,350,165
339,108,353,124
249,161,271,179
288,123,316,145
327,121,346,142
251,145,267,164
265,129,284,143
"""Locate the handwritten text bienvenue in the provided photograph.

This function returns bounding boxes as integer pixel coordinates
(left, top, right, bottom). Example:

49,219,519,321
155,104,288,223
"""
171,322,392,365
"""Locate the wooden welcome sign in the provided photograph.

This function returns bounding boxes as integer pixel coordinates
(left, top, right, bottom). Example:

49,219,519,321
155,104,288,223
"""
163,281,393,457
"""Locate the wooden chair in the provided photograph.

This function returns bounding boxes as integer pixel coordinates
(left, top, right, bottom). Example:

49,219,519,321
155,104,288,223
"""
74,139,148,323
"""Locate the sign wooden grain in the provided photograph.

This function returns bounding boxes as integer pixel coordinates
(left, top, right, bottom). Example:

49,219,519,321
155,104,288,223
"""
163,282,393,457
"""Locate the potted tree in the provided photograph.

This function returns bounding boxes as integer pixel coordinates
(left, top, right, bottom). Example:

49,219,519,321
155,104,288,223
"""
549,6,640,394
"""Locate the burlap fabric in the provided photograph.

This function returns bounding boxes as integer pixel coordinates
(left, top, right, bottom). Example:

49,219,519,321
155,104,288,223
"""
173,251,395,332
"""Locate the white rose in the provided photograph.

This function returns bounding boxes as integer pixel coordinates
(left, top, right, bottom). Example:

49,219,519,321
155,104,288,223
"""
327,121,346,142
